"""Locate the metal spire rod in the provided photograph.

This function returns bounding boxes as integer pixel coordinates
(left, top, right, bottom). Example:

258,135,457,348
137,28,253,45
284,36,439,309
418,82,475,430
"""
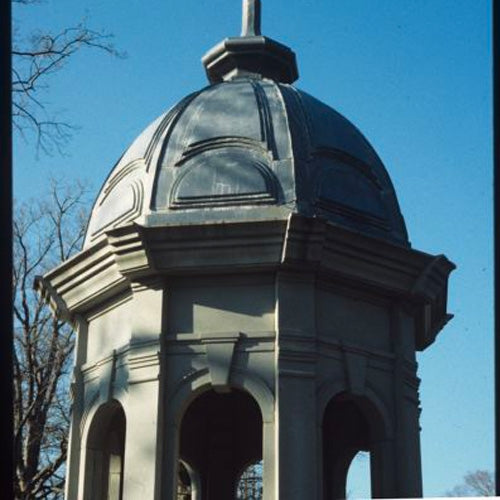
241,0,261,37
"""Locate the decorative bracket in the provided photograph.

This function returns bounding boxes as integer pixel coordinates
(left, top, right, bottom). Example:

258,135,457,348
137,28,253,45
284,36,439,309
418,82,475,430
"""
203,332,241,392
343,348,368,396
99,350,117,402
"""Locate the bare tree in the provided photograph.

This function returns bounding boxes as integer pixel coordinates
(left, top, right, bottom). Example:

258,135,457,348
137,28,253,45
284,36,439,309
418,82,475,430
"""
12,0,123,154
13,179,90,499
446,470,495,497
237,461,263,500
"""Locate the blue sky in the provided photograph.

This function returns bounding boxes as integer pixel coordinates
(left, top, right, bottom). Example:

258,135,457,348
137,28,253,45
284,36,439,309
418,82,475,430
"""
13,1,493,496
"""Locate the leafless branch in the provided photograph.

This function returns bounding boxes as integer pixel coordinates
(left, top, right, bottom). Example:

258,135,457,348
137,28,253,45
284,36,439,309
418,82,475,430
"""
446,470,495,497
13,180,90,499
12,4,125,155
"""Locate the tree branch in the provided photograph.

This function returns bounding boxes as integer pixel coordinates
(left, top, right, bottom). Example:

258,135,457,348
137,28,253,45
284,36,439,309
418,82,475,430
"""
13,180,90,498
12,11,125,155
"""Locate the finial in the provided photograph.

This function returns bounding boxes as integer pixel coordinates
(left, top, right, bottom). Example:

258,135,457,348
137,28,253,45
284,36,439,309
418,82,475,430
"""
201,0,298,84
241,0,261,37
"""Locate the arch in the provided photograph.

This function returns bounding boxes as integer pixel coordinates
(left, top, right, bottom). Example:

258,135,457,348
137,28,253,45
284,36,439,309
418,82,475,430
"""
317,379,393,440
79,380,129,447
322,394,371,499
79,389,100,439
164,368,275,499
321,387,394,500
178,459,201,500
169,148,279,209
87,161,145,243
231,367,275,423
82,399,126,500
169,367,274,427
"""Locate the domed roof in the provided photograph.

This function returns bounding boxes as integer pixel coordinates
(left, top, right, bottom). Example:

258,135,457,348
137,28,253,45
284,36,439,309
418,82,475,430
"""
84,2,408,248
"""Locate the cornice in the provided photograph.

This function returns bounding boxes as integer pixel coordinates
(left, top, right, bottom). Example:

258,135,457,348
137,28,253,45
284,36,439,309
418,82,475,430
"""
281,215,455,349
35,235,127,320
36,214,454,350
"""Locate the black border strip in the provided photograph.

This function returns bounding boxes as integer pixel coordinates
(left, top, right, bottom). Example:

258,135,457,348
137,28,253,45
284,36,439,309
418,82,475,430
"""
0,0,13,498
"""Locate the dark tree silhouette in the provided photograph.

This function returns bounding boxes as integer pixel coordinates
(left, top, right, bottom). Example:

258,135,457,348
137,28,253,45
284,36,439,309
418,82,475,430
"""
446,470,495,497
13,180,90,499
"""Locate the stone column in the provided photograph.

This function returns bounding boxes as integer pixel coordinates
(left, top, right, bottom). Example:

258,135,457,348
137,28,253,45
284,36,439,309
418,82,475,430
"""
161,418,180,500
262,420,276,500
275,271,319,500
122,281,163,499
64,315,87,500
122,374,161,497
386,305,423,498
370,439,398,498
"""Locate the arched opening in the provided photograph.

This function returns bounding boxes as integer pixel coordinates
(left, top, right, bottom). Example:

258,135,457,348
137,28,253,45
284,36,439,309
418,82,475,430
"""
84,400,126,500
322,393,380,500
179,389,263,500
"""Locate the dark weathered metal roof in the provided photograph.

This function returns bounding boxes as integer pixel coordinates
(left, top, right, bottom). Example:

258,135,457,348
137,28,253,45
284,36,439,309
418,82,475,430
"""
84,78,408,248
85,0,408,248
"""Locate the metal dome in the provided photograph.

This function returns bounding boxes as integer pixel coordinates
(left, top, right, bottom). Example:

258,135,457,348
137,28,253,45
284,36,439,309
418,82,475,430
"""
84,79,408,248
84,1,408,248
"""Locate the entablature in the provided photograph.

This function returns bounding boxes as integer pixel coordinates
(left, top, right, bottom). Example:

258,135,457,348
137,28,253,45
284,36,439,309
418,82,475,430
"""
36,214,454,351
